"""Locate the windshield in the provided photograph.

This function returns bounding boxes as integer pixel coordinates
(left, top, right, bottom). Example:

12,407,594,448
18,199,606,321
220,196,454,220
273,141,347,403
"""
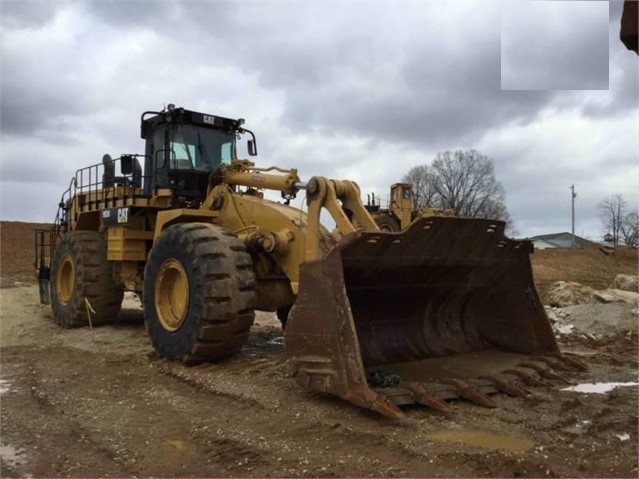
164,125,234,171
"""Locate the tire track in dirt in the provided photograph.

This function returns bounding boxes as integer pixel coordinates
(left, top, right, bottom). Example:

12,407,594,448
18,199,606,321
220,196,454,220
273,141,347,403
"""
2,345,278,477
146,348,482,477
1,354,138,477
1,285,638,477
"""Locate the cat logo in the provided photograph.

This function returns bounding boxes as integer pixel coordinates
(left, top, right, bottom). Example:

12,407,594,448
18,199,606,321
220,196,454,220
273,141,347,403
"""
101,207,130,227
203,115,216,125
117,207,129,224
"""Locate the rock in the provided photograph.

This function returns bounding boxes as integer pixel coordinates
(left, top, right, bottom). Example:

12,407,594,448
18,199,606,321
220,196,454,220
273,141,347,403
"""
592,291,622,304
549,281,639,307
544,307,559,324
595,289,639,305
367,370,400,388
546,281,595,307
559,303,638,336
554,324,575,335
610,274,638,292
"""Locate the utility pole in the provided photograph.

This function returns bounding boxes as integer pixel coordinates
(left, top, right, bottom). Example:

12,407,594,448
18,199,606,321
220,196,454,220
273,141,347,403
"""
570,185,577,248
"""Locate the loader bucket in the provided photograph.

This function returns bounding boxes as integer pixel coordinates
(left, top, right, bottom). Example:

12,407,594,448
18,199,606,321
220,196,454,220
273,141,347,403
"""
285,217,576,419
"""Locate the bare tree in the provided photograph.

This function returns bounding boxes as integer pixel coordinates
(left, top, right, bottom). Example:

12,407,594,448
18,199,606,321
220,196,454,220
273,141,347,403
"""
621,211,639,248
598,194,627,246
403,150,513,230
402,165,437,208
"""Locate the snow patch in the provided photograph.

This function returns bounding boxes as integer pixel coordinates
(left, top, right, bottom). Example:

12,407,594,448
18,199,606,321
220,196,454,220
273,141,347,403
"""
0,379,11,394
561,382,639,394
0,444,27,469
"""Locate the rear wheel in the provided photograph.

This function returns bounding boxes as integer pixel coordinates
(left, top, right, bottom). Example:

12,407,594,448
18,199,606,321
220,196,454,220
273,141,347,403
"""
143,222,257,363
50,231,123,328
375,214,400,232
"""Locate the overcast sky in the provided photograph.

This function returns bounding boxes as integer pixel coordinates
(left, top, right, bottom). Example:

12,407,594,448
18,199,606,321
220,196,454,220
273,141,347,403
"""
1,0,637,240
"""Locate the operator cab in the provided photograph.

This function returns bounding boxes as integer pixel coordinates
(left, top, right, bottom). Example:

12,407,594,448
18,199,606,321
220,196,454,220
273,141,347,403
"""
390,183,413,203
140,104,257,203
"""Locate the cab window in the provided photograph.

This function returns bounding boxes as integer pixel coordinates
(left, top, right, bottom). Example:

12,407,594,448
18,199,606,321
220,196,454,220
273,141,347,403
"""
166,125,235,171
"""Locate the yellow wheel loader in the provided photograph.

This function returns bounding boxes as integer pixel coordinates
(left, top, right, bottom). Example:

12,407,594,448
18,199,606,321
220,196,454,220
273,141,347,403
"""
36,105,585,419
365,183,453,232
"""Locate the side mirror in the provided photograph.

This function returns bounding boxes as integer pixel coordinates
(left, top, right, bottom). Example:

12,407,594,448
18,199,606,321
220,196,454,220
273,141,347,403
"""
141,122,151,139
247,139,257,157
121,155,134,175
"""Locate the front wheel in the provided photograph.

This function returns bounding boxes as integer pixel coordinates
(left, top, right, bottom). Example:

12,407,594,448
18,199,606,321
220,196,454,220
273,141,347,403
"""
143,222,257,363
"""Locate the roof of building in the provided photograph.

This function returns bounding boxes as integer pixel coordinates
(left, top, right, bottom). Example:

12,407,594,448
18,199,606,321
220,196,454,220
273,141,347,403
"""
528,232,595,248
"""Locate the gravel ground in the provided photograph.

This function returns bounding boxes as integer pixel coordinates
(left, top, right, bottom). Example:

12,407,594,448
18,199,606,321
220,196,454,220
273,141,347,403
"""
1,285,637,478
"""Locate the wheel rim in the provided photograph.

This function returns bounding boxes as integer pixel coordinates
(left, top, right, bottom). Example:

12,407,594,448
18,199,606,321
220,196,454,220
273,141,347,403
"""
57,253,75,305
378,224,395,232
155,258,190,332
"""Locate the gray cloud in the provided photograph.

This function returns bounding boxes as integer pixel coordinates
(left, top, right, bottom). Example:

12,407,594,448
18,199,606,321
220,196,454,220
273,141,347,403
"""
579,1,638,117
0,1,621,146
1,3,104,138
501,0,609,90
85,0,176,27
0,0,60,28
0,0,637,241
225,2,565,150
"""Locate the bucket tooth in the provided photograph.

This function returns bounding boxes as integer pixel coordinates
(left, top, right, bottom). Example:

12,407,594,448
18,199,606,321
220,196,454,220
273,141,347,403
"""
519,362,571,384
344,388,406,420
403,382,453,414
480,375,529,397
556,354,588,372
534,356,574,372
444,378,497,408
504,368,552,387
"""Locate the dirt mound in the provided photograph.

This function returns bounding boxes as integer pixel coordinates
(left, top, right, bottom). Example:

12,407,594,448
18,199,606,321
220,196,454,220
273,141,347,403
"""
531,247,638,301
0,221,54,288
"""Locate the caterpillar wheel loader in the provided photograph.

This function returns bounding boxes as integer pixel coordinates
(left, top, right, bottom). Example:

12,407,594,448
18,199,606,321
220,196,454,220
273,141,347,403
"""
365,183,452,232
36,105,585,419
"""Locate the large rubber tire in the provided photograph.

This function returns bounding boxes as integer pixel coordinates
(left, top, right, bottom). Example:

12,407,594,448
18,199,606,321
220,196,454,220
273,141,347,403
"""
375,214,401,232
143,222,257,363
50,231,123,328
276,305,292,330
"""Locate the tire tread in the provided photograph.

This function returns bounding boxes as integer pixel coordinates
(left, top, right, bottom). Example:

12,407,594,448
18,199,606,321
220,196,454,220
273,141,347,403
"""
144,222,257,362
